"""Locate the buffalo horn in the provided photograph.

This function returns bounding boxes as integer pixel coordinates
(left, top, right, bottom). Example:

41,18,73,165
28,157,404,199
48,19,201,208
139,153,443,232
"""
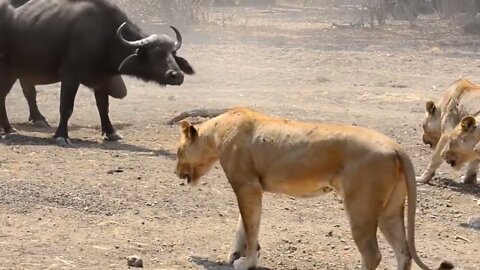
117,22,159,48
170,26,182,51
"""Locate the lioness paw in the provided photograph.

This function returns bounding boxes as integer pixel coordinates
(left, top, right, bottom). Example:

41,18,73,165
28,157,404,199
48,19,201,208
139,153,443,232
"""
233,257,255,270
462,174,478,185
228,251,242,264
417,173,434,184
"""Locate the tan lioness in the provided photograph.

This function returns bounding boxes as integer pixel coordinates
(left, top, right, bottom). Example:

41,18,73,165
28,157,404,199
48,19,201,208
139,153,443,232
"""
419,78,480,184
441,115,480,185
175,107,453,270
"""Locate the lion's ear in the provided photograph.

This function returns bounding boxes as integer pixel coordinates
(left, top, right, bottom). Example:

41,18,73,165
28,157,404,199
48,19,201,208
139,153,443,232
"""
180,121,198,141
426,101,436,115
461,116,476,132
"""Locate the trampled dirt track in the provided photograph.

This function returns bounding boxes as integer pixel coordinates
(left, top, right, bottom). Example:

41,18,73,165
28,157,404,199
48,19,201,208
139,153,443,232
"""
1,2,480,270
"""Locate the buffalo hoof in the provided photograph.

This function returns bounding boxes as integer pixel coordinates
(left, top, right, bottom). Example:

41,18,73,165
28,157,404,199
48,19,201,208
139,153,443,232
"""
56,137,72,147
105,132,123,141
2,128,19,139
4,127,18,134
31,119,51,128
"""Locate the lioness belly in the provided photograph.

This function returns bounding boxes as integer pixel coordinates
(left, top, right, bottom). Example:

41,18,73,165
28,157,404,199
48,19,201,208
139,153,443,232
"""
263,179,335,198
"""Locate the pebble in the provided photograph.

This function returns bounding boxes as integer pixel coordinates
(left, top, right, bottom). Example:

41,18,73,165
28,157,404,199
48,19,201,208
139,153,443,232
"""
127,255,143,268
467,216,480,229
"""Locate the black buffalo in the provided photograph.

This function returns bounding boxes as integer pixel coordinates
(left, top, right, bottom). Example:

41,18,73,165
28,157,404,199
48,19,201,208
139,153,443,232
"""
0,0,194,145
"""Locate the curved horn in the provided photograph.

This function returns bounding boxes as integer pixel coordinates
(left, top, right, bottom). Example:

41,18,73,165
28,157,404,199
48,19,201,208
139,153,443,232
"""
117,53,138,72
117,22,158,48
170,26,182,51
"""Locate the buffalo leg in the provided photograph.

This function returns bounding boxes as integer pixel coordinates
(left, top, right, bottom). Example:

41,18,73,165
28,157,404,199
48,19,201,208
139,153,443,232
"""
19,80,50,127
53,80,79,146
94,88,122,141
0,75,16,134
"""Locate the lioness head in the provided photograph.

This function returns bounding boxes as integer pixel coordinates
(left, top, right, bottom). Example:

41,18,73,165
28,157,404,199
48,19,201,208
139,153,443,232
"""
441,116,480,170
421,100,441,149
175,121,218,185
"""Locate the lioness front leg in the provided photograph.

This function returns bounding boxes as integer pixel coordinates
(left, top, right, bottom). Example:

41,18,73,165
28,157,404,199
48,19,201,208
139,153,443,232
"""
418,134,449,183
462,160,479,185
228,215,261,264
228,215,246,263
231,183,262,270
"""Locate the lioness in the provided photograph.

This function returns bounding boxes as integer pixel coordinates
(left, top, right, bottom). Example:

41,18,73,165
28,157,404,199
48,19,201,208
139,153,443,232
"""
175,107,453,270
419,78,480,184
441,115,480,185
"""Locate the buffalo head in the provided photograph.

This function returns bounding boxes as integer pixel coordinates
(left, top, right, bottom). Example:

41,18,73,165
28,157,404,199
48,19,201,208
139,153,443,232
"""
116,22,194,86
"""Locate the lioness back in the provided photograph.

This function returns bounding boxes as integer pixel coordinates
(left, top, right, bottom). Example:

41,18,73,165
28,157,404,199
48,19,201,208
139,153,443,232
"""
221,107,401,154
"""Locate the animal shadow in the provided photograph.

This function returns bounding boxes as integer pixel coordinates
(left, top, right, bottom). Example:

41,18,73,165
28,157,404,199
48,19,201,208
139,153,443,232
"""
433,177,480,198
0,132,174,159
12,122,133,134
189,256,271,270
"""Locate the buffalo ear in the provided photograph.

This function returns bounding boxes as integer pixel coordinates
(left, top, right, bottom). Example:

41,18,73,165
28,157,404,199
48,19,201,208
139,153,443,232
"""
180,121,198,141
426,101,436,115
174,55,195,75
460,116,476,132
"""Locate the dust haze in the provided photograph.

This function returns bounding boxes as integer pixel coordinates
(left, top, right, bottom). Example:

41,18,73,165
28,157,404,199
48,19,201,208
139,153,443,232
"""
1,0,480,269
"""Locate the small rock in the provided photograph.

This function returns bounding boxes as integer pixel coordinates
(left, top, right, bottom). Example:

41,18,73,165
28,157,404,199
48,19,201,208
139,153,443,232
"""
107,168,124,174
468,216,480,229
127,255,143,268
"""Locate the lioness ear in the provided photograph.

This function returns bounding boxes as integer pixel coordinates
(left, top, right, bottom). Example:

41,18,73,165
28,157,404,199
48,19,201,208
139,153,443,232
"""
180,121,198,141
426,101,436,115
461,116,476,132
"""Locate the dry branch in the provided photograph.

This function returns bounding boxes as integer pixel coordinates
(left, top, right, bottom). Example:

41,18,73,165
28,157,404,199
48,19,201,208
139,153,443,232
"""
332,22,365,29
167,108,230,125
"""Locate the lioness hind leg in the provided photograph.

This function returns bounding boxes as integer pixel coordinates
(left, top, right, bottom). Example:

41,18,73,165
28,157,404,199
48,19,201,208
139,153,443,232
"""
379,215,412,270
345,201,382,270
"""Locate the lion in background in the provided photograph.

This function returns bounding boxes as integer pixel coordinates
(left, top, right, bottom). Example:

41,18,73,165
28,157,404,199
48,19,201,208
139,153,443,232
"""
419,78,480,185
175,107,453,270
442,115,480,177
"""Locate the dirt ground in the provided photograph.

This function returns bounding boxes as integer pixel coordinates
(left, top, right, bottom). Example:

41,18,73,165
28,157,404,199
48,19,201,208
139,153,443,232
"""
1,3,480,270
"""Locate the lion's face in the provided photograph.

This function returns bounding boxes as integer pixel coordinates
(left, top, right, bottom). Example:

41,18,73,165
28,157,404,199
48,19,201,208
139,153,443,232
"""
422,100,442,149
441,116,480,170
175,121,217,186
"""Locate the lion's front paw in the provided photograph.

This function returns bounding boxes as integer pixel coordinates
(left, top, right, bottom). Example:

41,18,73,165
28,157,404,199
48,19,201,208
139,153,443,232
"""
462,173,478,185
417,172,434,184
228,251,242,264
233,257,256,270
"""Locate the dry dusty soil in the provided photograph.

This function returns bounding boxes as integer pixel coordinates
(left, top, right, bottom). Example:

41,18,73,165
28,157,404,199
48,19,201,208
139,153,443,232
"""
1,3,480,270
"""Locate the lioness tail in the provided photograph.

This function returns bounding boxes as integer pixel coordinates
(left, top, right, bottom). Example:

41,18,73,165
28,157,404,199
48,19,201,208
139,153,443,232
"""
396,150,454,270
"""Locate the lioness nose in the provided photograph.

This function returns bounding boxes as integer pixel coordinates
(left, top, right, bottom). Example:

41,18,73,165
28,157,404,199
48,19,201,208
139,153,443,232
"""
422,134,429,145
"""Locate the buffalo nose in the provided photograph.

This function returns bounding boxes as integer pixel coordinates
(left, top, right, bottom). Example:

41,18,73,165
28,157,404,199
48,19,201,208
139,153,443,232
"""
166,70,184,85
